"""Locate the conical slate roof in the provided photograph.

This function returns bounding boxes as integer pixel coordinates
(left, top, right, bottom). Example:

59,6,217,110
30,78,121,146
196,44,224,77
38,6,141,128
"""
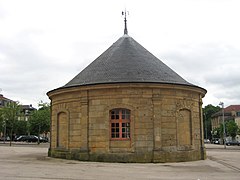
63,34,194,88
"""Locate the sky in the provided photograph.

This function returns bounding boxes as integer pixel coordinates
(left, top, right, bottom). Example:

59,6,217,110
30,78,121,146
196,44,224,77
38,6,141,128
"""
0,0,240,108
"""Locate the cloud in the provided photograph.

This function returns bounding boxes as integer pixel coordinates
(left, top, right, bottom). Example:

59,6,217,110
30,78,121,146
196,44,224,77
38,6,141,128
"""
0,25,115,108
0,29,75,106
0,0,240,109
159,42,240,107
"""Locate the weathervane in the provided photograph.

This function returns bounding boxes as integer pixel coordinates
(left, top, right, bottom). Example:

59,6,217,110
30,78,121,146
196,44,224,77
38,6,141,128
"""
122,10,129,35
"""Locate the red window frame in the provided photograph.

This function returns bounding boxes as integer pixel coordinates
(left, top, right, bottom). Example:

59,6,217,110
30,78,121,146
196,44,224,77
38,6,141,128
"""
110,109,130,140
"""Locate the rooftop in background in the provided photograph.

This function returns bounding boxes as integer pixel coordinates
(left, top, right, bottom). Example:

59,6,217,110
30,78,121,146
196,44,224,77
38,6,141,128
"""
20,104,36,117
0,94,12,102
0,94,36,111
212,105,240,118
0,94,13,108
224,105,240,112
21,104,36,110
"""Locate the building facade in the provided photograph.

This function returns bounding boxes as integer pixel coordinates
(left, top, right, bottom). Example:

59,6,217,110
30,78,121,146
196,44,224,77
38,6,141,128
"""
48,34,206,162
211,105,240,131
0,94,36,138
18,104,36,121
0,94,12,108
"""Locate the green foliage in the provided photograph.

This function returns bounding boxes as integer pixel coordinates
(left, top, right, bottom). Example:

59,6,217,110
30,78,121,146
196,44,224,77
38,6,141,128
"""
0,109,4,135
203,104,221,139
1,101,21,127
226,120,238,139
28,102,50,135
219,123,224,138
0,101,22,141
0,109,4,126
15,120,28,135
212,127,220,138
216,120,239,140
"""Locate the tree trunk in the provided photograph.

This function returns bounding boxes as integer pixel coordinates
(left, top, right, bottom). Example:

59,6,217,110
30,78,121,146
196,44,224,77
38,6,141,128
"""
10,128,12,146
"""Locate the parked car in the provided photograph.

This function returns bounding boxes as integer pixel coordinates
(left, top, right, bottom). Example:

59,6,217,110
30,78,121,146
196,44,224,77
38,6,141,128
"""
212,138,220,144
0,136,10,141
41,137,49,142
226,140,240,146
25,135,38,142
204,139,210,143
14,135,48,143
14,135,28,142
26,135,48,143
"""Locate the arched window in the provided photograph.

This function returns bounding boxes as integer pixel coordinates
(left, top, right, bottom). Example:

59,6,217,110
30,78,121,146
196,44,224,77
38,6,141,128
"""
110,109,130,140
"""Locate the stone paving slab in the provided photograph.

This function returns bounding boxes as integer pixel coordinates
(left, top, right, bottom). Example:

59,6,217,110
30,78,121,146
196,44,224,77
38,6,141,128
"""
0,143,239,180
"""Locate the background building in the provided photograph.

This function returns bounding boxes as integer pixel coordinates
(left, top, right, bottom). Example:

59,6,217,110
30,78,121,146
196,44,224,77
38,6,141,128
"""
18,104,36,121
211,105,240,131
0,94,13,108
0,94,36,139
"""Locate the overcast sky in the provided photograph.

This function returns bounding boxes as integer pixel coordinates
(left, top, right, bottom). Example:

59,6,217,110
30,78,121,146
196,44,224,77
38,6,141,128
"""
0,0,239,108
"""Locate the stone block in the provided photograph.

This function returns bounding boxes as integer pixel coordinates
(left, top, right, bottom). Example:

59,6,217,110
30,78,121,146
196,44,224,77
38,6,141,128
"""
89,135,106,142
69,130,81,136
161,128,176,135
68,142,81,149
161,116,175,123
135,140,153,149
89,141,107,149
135,122,153,129
161,122,176,129
89,129,106,136
110,140,131,149
134,134,153,141
161,110,175,117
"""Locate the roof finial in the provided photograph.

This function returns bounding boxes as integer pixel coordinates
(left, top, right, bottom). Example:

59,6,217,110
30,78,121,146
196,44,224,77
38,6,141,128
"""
122,10,128,35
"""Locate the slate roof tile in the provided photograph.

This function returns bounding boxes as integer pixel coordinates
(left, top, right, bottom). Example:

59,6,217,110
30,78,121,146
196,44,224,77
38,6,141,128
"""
63,35,197,88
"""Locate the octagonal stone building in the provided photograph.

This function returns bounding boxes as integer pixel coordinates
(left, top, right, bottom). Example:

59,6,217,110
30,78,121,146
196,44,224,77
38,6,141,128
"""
47,28,206,162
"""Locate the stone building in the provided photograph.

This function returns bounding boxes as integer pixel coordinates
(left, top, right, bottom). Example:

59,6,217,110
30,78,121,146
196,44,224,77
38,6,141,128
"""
19,104,36,121
211,105,240,130
0,94,12,108
47,19,207,162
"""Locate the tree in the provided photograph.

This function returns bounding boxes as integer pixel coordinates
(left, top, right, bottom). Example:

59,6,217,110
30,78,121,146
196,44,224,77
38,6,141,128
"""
203,104,221,140
226,120,238,140
0,101,22,145
15,120,28,135
212,127,220,138
28,102,50,136
0,109,4,134
219,123,224,139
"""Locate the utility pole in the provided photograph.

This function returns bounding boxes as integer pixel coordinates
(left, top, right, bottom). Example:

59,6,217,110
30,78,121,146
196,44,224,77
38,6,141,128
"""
219,102,226,149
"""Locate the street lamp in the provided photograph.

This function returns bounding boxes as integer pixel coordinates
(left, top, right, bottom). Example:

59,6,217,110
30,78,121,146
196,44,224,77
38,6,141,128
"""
219,102,226,149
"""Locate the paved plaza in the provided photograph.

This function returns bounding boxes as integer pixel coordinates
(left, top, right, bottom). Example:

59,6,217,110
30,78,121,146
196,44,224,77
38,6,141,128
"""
0,143,239,180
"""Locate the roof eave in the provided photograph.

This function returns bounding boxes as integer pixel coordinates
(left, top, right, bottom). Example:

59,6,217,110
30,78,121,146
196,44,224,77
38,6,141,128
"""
47,81,207,97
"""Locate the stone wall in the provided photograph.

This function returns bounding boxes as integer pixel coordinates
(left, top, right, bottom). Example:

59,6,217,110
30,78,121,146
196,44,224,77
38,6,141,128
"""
48,83,206,162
